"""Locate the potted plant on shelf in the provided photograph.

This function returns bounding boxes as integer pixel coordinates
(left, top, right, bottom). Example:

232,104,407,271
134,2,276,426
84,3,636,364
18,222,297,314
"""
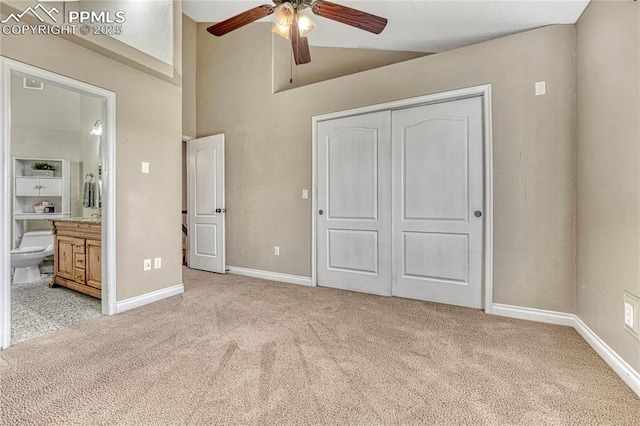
31,161,57,177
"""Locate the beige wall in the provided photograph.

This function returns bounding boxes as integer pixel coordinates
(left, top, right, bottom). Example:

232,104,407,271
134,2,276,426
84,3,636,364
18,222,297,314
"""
182,14,196,138
576,1,640,371
273,39,427,92
2,14,183,301
197,23,577,313
1,1,182,84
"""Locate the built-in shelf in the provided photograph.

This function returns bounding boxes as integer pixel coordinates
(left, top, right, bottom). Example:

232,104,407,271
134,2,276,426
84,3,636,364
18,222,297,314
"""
13,213,69,220
13,158,71,248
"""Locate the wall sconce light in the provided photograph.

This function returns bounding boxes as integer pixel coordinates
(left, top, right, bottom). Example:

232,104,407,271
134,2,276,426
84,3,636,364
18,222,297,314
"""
90,120,102,136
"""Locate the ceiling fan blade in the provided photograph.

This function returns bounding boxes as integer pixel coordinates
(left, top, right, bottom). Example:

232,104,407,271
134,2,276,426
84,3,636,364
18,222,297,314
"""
291,21,311,65
311,0,387,34
207,4,274,37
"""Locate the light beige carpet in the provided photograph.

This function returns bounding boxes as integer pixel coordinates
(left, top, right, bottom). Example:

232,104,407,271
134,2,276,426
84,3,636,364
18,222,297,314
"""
1,267,639,425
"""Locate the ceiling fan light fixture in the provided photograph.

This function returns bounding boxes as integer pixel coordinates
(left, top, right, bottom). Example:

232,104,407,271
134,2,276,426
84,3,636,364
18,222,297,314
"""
274,2,295,26
296,13,316,37
271,22,291,40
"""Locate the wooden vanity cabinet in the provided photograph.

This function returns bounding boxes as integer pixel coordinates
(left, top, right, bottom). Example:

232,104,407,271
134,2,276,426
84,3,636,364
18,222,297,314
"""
51,220,101,299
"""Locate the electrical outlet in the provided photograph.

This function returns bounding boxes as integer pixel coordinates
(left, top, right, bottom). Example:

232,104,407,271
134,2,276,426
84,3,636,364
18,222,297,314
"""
154,257,162,269
141,162,150,174
624,303,634,328
274,246,280,256
302,189,308,200
143,259,152,271
623,291,640,340
535,81,546,96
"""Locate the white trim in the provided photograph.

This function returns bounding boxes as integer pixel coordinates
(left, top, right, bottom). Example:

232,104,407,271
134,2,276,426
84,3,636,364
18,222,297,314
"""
481,89,495,314
492,303,577,327
182,135,195,141
492,303,640,397
116,284,184,314
0,57,117,348
0,57,11,349
227,266,313,287
311,84,495,311
573,315,640,397
102,83,117,317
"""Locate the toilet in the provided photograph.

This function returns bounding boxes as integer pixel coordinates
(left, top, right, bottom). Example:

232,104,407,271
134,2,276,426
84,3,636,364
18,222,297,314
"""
11,230,54,284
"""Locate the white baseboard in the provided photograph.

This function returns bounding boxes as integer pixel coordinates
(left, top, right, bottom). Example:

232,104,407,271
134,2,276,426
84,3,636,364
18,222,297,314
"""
573,316,640,397
227,266,313,287
492,303,576,327
116,283,184,314
491,303,640,397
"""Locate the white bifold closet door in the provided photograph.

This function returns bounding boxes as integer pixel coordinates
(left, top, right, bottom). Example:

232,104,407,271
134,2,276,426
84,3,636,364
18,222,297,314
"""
317,97,484,309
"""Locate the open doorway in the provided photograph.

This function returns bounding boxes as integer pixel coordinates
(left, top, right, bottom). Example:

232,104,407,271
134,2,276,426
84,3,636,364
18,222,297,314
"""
0,58,117,348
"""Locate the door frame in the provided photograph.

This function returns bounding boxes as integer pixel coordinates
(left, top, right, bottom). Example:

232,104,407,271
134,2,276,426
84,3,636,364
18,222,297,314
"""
0,57,118,349
311,84,495,312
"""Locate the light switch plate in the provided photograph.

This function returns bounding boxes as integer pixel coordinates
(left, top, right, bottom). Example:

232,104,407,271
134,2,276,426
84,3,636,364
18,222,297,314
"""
302,189,308,200
623,291,640,340
274,246,279,256
143,259,152,271
535,81,546,96
141,162,150,174
154,257,162,269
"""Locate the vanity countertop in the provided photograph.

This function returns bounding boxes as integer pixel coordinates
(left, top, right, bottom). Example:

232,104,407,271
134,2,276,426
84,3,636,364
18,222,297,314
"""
51,217,102,225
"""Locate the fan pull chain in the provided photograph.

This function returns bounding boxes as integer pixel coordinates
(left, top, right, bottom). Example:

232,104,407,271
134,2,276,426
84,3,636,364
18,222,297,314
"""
290,46,293,84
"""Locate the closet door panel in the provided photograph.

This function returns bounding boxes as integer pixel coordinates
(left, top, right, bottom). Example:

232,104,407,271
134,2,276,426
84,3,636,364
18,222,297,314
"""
317,111,392,296
392,97,484,309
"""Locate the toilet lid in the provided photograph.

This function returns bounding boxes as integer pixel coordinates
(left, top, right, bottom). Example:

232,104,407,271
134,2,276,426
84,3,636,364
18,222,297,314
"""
11,246,45,254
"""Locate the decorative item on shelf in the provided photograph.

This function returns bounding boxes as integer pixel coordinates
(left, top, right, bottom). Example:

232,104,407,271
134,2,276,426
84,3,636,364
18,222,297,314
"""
31,161,57,177
34,201,53,214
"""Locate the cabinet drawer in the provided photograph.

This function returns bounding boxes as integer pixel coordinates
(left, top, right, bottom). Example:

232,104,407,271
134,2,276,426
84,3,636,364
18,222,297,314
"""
73,244,86,254
74,268,85,283
38,178,62,196
74,253,85,269
15,177,40,196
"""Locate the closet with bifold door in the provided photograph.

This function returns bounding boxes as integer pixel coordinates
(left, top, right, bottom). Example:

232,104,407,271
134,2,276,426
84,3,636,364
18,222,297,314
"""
316,95,486,309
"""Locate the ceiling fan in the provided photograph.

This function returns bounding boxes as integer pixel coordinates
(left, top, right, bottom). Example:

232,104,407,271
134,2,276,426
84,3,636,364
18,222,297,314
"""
207,0,388,66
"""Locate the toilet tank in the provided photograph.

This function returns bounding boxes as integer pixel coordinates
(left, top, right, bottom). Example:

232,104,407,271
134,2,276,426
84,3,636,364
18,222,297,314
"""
20,230,54,248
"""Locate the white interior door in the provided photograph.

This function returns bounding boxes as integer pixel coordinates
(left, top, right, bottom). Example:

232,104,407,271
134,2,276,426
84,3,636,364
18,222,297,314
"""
392,97,484,308
188,134,225,273
317,111,392,295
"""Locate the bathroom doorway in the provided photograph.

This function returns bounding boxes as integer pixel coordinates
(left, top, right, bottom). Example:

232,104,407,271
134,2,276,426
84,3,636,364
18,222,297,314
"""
0,58,117,348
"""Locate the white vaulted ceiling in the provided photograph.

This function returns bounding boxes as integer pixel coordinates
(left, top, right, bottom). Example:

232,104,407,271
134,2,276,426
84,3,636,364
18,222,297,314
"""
183,0,590,53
